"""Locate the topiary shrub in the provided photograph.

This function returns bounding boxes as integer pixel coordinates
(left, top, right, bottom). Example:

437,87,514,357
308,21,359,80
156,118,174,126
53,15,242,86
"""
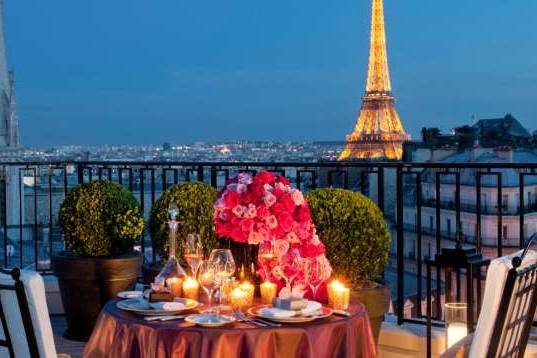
305,188,391,287
149,182,219,260
59,180,144,257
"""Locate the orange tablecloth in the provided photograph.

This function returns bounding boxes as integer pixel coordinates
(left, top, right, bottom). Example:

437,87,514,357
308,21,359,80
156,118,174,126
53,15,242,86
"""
84,300,376,358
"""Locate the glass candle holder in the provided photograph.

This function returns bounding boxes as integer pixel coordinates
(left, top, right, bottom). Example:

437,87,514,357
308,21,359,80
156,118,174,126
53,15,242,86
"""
445,302,468,349
231,286,250,312
260,281,277,305
166,277,183,298
182,276,200,300
327,280,350,310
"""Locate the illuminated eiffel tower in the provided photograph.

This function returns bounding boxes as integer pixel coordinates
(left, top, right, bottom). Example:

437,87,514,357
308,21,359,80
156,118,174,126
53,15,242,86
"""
339,0,409,161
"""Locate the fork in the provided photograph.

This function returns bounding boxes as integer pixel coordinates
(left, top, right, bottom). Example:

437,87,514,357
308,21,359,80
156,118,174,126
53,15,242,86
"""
235,311,269,327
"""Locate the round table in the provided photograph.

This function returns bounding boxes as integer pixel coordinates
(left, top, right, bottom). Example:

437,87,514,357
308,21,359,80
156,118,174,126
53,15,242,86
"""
83,300,377,358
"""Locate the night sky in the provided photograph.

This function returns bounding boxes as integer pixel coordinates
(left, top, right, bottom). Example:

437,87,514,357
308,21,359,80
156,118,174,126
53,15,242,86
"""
5,0,537,146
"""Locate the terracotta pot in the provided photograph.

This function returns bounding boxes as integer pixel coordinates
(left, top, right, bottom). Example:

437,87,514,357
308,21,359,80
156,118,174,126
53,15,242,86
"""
352,282,390,344
52,252,142,341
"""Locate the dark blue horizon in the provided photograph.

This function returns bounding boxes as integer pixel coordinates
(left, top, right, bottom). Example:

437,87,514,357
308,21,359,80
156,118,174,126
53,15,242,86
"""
5,0,537,146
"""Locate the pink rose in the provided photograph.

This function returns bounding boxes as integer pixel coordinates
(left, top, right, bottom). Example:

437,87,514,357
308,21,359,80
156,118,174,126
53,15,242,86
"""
265,215,278,229
218,209,230,221
248,231,263,245
274,240,290,257
244,204,257,219
291,189,304,206
240,218,255,233
257,206,269,219
286,232,301,244
238,172,253,185
236,183,248,194
263,193,277,207
232,205,246,218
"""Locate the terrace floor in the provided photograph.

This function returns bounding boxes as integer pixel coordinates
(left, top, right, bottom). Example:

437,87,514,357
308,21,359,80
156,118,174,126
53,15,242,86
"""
51,316,86,358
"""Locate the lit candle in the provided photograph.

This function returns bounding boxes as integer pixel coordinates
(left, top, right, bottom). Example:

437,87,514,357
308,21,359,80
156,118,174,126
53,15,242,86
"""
182,276,200,300
260,281,277,304
166,277,183,298
447,322,468,348
328,280,350,311
231,286,249,311
239,281,255,306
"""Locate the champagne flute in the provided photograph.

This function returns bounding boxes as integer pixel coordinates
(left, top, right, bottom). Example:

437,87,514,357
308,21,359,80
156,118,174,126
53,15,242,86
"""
209,249,236,314
185,234,203,277
198,260,218,313
304,258,329,301
258,240,277,281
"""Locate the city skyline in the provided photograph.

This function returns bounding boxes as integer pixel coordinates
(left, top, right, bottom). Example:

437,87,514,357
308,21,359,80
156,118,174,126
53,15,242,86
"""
4,0,537,146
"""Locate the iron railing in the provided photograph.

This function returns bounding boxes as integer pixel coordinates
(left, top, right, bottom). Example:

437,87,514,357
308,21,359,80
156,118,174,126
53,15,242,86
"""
2,160,537,328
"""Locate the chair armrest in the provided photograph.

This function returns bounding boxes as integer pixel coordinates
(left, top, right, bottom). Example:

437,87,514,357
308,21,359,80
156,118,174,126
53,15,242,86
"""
439,334,473,358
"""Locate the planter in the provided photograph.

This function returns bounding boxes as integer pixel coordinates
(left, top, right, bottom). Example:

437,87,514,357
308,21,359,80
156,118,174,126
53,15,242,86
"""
52,252,142,341
142,262,163,285
352,282,390,344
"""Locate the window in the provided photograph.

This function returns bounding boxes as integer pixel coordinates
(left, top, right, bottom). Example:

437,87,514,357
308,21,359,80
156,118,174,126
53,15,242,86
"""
503,225,508,241
503,194,509,211
429,216,434,231
447,218,452,237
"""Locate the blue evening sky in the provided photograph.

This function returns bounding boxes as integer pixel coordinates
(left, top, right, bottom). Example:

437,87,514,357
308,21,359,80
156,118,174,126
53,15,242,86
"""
5,0,537,146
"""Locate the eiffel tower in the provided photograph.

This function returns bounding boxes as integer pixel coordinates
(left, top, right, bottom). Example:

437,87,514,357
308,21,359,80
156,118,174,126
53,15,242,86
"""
339,0,408,161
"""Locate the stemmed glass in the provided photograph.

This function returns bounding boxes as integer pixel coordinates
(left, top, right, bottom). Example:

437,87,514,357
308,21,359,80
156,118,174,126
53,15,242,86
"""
209,249,236,313
198,260,218,313
258,240,277,281
273,255,301,289
303,257,329,301
184,234,203,277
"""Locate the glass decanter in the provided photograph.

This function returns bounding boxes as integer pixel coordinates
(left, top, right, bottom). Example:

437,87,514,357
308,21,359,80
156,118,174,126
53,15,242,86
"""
154,204,187,292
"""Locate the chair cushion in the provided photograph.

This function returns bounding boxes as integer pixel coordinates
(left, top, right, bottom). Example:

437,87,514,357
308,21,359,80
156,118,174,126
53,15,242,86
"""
469,250,537,358
0,269,57,358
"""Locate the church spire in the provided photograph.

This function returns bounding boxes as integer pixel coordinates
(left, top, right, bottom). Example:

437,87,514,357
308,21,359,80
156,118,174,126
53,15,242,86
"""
339,0,408,161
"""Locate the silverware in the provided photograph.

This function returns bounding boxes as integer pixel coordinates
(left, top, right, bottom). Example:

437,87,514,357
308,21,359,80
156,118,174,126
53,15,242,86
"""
251,317,282,327
235,311,268,327
144,315,185,321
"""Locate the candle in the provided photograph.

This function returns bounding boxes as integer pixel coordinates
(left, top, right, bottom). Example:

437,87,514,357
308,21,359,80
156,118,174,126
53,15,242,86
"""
182,277,199,300
166,277,183,298
260,281,277,304
231,282,255,311
328,280,350,311
447,322,468,348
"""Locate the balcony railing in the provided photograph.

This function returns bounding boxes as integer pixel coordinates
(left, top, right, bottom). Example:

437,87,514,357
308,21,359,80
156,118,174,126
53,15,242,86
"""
421,198,537,215
2,159,537,328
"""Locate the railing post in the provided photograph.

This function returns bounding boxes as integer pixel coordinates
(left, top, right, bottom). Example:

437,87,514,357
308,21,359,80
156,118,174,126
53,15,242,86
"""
396,166,404,325
377,167,384,213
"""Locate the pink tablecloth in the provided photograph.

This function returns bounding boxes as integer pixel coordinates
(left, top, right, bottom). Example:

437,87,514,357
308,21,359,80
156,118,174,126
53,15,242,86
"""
84,300,376,358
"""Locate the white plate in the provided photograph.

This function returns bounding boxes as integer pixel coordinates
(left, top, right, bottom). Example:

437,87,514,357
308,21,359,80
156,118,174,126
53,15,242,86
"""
117,297,199,316
185,313,236,327
117,291,143,299
248,306,333,323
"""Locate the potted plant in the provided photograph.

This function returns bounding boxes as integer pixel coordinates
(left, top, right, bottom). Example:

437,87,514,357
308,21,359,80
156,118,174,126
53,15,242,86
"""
305,188,391,343
146,182,218,284
53,180,144,340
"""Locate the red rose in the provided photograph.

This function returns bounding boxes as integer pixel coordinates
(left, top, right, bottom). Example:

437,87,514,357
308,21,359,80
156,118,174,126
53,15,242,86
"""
224,192,241,208
278,212,294,232
231,227,247,242
257,206,269,219
295,205,311,223
272,202,285,214
271,226,284,239
300,241,325,257
279,194,296,212
272,187,284,198
255,171,275,185
242,192,254,204
231,216,241,226
276,176,291,186
240,218,255,233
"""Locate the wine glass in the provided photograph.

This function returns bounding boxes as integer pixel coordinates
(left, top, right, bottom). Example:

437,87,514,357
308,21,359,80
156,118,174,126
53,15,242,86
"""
303,257,329,301
258,240,276,281
198,260,218,313
185,234,203,277
209,249,236,313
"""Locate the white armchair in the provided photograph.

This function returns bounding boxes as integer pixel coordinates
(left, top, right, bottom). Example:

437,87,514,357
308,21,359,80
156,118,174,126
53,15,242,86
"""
441,246,537,358
0,268,60,358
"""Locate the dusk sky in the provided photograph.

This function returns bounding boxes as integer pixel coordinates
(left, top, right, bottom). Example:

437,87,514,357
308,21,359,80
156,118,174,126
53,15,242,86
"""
5,0,537,146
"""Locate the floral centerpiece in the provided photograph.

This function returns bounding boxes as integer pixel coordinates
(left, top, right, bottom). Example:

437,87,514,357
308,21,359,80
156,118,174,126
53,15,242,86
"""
214,170,332,300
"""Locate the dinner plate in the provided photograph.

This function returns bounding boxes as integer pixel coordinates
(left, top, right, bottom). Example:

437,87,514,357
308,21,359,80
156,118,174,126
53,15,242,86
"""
117,297,199,316
185,313,236,327
117,290,143,299
248,305,333,323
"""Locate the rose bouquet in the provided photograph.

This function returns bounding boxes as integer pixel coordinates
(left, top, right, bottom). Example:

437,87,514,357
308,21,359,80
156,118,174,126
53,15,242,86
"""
214,170,332,300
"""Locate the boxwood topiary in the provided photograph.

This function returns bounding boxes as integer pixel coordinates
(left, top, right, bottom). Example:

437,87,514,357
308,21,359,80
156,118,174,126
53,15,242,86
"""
59,180,144,257
305,188,391,287
149,182,219,260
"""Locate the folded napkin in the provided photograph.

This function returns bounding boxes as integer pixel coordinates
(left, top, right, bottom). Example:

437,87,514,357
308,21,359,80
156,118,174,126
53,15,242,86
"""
123,291,142,299
150,302,185,311
301,301,322,316
261,301,323,318
260,307,297,318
